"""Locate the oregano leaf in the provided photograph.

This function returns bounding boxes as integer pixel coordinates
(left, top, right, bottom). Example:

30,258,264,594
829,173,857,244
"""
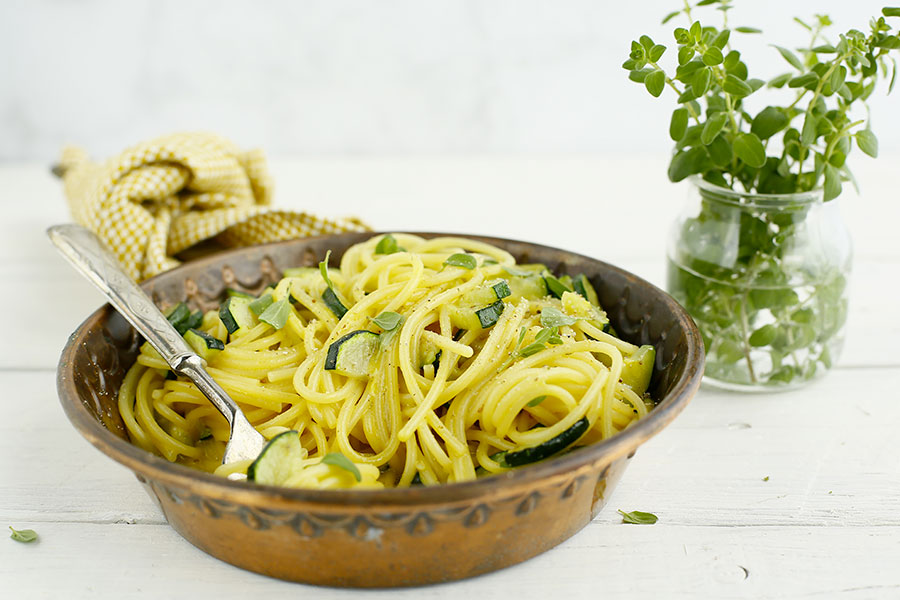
321,453,362,482
618,510,658,525
856,129,878,157
733,133,767,168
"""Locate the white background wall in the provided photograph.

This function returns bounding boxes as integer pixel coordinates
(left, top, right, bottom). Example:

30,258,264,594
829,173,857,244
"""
1,0,898,162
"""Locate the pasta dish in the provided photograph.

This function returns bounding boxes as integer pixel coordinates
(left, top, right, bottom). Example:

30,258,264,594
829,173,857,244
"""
119,234,655,489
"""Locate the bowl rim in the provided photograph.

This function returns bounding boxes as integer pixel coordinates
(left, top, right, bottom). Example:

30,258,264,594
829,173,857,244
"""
57,231,704,507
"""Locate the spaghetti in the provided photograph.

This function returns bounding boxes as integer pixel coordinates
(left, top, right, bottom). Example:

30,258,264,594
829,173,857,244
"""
119,234,655,489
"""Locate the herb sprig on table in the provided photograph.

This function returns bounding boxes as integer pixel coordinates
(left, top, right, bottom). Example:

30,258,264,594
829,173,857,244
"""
624,2,900,200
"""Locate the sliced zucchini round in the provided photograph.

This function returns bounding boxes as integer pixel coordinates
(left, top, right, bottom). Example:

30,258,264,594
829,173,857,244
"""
503,416,590,467
247,430,304,485
324,330,380,377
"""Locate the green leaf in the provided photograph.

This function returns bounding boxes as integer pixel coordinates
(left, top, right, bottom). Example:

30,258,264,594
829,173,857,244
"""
519,342,546,357
645,69,665,97
258,297,291,330
707,134,733,166
248,293,274,316
690,21,702,41
749,324,778,347
678,45,694,65
856,129,879,158
830,66,846,91
801,112,819,146
711,30,730,49
321,453,361,482
723,74,753,97
723,50,741,70
692,68,711,96
772,45,804,71
703,47,724,66
319,250,335,289
375,234,404,255
735,26,762,34
823,164,842,201
733,132,767,168
788,72,819,89
751,106,789,140
9,526,38,543
701,112,728,145
674,27,690,44
444,253,477,270
618,510,658,525
668,146,708,182
650,44,666,62
811,44,837,53
540,306,579,329
662,10,681,24
883,8,900,17
527,395,547,407
669,108,689,141
372,311,403,331
629,68,652,83
768,73,793,88
639,35,654,51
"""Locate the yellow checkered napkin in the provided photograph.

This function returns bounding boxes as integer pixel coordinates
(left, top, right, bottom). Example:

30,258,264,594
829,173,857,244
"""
58,132,369,281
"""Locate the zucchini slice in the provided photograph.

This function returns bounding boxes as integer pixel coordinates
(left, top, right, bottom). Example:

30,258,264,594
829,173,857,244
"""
219,296,256,335
225,288,255,300
475,300,505,328
322,288,349,319
461,279,512,306
184,329,225,361
324,330,380,377
247,430,304,485
502,416,590,467
165,303,191,332
507,275,548,301
620,344,655,396
572,274,600,307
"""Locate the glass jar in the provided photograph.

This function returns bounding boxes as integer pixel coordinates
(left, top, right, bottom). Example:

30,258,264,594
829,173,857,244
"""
666,177,852,391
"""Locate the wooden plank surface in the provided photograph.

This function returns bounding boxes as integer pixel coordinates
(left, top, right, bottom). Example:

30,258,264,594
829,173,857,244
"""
1,156,898,598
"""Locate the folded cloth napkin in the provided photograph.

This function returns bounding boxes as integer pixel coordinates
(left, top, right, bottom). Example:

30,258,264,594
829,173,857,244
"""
58,132,369,281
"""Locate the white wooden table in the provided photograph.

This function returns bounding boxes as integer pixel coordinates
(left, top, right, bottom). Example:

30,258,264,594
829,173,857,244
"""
1,156,898,599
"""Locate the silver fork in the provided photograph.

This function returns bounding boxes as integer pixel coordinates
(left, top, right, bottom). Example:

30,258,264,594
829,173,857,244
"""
48,224,266,475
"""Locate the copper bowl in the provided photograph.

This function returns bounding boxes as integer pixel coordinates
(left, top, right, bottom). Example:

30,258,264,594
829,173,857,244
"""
56,232,703,587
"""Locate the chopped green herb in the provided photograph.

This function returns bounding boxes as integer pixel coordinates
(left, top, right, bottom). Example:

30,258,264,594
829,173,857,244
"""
249,293,274,315
540,306,579,329
762,476,770,482
373,311,405,349
516,326,528,347
618,510,658,525
444,253,477,270
372,311,403,331
321,453,361,482
375,234,404,255
519,342,546,357
9,526,38,543
319,250,336,289
527,395,547,407
258,297,291,330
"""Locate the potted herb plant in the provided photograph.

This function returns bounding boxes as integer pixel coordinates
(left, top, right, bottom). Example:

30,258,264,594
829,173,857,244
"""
624,2,900,389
